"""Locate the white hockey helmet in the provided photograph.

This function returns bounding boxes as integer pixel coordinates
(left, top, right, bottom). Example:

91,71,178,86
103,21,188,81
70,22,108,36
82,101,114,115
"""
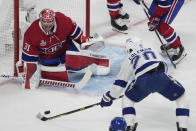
125,37,143,53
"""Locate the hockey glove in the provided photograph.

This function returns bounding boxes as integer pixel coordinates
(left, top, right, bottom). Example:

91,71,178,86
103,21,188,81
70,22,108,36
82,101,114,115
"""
16,61,24,77
133,0,140,5
81,33,105,52
100,91,115,107
148,16,160,31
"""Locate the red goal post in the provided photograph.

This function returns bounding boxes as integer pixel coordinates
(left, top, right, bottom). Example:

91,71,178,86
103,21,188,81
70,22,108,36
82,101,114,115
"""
14,0,19,76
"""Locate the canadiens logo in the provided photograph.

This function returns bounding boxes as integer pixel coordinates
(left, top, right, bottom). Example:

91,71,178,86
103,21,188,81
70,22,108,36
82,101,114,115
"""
39,40,65,54
40,40,47,46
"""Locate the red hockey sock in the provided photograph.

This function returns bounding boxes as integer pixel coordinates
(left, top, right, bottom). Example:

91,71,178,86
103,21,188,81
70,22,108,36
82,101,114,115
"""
107,0,120,18
158,22,181,48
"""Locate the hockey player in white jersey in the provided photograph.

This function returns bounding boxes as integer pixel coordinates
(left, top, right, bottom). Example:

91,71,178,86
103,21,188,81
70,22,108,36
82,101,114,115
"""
100,37,190,131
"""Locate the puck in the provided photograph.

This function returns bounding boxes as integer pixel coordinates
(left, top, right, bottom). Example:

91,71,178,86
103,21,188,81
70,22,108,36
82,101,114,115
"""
44,110,50,115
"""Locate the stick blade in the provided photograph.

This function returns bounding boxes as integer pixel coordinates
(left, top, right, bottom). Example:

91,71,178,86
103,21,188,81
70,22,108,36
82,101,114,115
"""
76,70,92,89
36,112,48,121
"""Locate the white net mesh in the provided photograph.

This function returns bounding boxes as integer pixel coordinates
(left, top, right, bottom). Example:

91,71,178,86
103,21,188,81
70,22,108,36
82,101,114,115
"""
0,0,14,76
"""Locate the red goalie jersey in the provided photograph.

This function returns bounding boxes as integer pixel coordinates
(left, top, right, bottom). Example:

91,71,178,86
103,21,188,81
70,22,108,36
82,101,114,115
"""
20,9,109,89
22,11,87,62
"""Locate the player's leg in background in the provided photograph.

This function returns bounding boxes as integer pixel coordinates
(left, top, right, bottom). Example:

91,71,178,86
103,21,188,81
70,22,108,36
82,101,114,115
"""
106,0,128,32
119,1,130,23
160,0,185,63
148,0,186,63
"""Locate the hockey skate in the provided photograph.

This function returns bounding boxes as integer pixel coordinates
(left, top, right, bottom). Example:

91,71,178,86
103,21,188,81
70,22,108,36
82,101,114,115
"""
111,15,128,34
160,44,187,64
119,3,130,23
126,123,138,131
176,122,188,131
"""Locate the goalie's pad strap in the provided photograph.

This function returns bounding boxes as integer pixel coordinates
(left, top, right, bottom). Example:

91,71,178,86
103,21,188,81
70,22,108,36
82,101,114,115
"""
41,65,66,72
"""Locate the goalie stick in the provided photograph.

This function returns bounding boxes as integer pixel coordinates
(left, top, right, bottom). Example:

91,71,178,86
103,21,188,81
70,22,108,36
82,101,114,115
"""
0,70,92,89
36,95,124,121
140,0,176,69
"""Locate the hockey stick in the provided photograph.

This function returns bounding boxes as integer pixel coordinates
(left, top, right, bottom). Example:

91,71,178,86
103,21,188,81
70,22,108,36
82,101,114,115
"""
36,95,124,121
140,0,176,68
0,70,92,89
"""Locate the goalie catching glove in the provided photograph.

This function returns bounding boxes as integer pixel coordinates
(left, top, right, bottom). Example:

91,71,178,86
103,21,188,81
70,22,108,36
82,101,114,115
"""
81,33,105,52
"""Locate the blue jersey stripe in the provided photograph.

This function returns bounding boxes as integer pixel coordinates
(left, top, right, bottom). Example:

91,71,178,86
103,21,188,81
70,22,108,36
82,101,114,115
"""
22,52,39,62
135,61,160,75
176,108,190,116
114,80,127,88
107,4,119,10
166,32,177,43
70,26,81,39
122,107,136,115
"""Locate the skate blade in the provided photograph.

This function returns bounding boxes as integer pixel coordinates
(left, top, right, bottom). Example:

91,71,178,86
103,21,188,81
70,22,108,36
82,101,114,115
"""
112,28,128,34
173,52,187,65
122,19,130,24
160,49,175,57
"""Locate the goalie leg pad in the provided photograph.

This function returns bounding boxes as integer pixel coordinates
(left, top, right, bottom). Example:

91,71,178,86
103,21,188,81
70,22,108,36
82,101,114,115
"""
66,51,110,75
41,71,69,82
41,65,69,82
22,62,40,89
88,63,110,75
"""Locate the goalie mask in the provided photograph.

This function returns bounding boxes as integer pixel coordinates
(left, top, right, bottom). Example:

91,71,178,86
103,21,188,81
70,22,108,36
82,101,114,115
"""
39,8,55,35
125,37,143,54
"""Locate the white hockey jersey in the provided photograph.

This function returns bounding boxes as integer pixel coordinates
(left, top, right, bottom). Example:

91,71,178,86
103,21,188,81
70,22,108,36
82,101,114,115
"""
110,47,162,98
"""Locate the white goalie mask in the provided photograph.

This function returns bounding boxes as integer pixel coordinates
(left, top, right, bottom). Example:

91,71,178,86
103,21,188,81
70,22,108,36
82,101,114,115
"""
125,37,143,54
